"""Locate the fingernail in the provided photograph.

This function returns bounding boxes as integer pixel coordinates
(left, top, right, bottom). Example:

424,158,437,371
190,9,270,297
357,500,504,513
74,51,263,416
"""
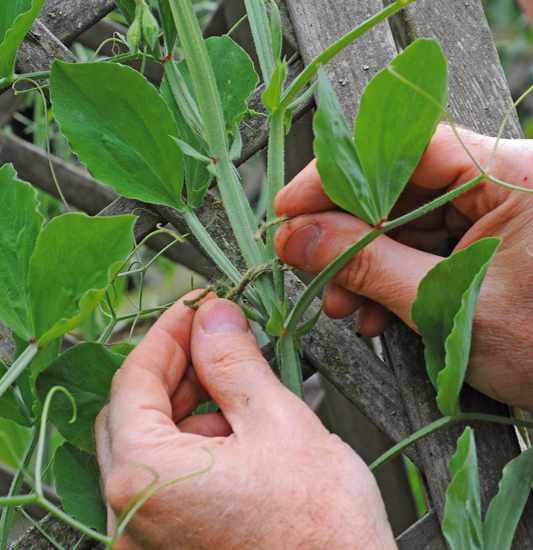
283,224,321,268
201,300,248,334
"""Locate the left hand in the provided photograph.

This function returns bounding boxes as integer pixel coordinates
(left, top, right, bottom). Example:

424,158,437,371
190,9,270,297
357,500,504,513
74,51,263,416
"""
95,291,395,549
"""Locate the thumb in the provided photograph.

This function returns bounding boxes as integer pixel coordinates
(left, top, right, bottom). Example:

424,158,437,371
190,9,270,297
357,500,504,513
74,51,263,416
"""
190,299,295,433
275,212,441,329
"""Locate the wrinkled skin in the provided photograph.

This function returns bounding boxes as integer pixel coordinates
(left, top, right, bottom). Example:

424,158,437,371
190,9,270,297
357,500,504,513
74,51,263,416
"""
275,125,533,410
96,294,396,549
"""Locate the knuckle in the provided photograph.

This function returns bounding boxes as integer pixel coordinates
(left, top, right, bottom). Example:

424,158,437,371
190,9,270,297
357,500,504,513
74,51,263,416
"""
338,245,373,294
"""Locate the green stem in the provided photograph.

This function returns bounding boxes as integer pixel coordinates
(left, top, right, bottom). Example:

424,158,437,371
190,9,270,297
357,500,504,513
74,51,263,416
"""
0,428,38,550
285,174,484,333
168,0,275,312
279,0,417,110
370,412,533,472
277,335,303,398
0,343,39,401
266,110,286,298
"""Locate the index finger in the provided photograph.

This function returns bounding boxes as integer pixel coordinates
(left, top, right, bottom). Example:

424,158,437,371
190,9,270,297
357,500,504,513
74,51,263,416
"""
107,290,206,451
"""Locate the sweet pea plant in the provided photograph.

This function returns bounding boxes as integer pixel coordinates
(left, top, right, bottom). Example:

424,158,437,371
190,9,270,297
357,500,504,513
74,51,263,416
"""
1,0,533,547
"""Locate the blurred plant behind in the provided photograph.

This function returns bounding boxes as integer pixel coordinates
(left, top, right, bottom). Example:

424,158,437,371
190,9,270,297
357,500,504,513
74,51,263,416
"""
485,0,533,136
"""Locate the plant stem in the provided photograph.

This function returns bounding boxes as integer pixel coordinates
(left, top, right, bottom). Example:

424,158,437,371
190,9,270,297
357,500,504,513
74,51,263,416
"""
0,428,38,550
168,0,276,313
279,0,417,110
370,412,533,472
0,343,39,401
266,110,286,298
277,335,303,398
285,174,484,333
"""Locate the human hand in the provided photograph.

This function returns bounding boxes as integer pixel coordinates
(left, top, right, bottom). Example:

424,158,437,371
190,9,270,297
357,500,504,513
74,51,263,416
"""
275,125,533,410
95,292,396,549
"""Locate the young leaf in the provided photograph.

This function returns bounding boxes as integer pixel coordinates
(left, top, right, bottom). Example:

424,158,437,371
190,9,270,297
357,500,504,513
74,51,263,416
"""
269,1,283,62
29,213,136,344
171,137,211,163
0,0,46,79
37,343,123,452
262,60,287,112
244,0,275,83
355,39,448,221
206,36,259,130
0,164,43,340
54,443,107,533
442,427,483,550
50,61,185,209
159,0,177,53
412,238,500,416
314,70,378,225
484,447,533,550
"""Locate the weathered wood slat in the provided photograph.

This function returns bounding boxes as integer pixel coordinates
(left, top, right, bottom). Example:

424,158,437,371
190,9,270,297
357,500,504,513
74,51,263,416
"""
396,511,446,550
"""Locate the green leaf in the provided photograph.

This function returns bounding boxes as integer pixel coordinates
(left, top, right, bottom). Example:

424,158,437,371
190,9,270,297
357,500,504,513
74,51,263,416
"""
29,213,136,344
244,0,275,83
171,137,211,163
0,0,46,79
262,60,287,112
442,427,483,550
0,164,43,340
412,238,500,416
355,39,447,220
160,37,256,207
54,443,107,533
37,343,123,452
269,1,283,62
314,70,378,224
114,0,136,23
313,39,447,225
206,36,259,130
50,60,185,209
484,447,533,550
0,362,30,426
159,0,177,52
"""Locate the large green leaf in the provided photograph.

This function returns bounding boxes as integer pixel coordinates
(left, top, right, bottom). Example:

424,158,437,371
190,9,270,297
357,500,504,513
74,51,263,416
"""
412,238,500,416
442,428,483,550
314,70,378,224
50,61,185,209
355,39,448,220
29,213,135,344
114,0,136,23
37,343,123,452
484,447,533,550
0,0,46,78
0,164,43,340
54,443,107,533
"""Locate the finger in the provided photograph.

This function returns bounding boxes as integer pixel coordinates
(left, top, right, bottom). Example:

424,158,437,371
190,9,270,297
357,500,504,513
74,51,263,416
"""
178,412,232,437
108,290,206,450
191,299,309,434
323,283,364,319
171,366,210,423
357,302,391,337
275,213,441,329
275,160,335,217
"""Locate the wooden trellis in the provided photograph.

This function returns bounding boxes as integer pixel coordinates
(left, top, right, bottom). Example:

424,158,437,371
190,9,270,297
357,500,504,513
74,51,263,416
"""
1,1,532,547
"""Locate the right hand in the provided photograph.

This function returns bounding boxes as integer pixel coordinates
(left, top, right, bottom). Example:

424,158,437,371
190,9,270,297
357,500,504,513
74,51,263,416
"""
275,124,533,410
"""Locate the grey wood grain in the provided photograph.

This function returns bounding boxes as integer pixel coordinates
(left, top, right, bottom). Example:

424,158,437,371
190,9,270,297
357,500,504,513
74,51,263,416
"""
396,511,446,550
